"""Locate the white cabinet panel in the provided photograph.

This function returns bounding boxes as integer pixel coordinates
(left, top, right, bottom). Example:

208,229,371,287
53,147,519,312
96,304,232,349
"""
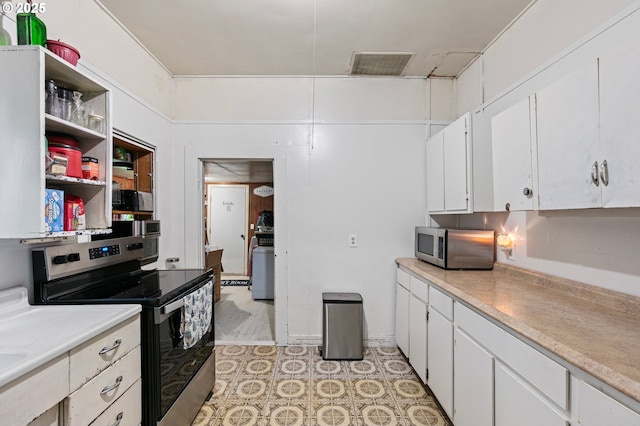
410,275,428,304
429,285,452,321
426,113,472,214
396,268,410,290
409,294,428,383
454,329,493,426
27,404,59,426
491,96,537,211
598,36,640,208
444,114,470,212
65,346,141,426
427,308,453,419
576,380,640,426
89,378,142,426
69,315,140,391
536,61,600,210
0,354,68,426
426,131,445,213
395,282,410,357
495,364,568,426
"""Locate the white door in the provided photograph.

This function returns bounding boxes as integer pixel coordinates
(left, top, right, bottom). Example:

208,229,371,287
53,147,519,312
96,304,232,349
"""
536,61,600,210
207,185,248,275
492,97,537,211
395,282,410,357
443,114,470,212
409,294,427,383
426,131,445,213
454,328,494,426
599,35,640,208
427,308,454,419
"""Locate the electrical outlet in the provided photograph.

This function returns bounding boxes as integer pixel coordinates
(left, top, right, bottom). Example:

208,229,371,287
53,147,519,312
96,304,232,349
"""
349,234,358,248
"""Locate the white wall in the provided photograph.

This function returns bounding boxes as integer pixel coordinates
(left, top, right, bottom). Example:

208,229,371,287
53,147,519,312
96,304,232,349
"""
0,1,172,293
0,0,173,116
453,0,640,296
171,77,427,344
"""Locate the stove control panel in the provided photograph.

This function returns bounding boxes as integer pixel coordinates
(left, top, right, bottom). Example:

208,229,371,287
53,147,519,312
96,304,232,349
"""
89,244,121,260
33,236,145,281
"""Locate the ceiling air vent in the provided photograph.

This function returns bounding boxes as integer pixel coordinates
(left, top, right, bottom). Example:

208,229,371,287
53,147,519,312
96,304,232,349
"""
350,52,414,76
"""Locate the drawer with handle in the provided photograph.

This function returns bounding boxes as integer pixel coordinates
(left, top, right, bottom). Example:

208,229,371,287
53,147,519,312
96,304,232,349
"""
69,315,140,391
89,377,141,426
65,345,141,426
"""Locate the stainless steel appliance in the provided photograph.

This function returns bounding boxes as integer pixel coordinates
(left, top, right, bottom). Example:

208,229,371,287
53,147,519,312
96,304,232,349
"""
95,220,160,265
415,226,495,270
31,237,215,426
119,190,154,212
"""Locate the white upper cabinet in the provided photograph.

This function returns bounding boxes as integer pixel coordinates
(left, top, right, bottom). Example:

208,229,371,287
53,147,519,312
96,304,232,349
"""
598,36,640,208
491,97,537,211
0,46,112,239
426,113,472,214
535,61,600,210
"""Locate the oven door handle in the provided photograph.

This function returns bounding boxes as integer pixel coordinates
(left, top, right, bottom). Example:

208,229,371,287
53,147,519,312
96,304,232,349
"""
161,298,184,315
154,297,185,324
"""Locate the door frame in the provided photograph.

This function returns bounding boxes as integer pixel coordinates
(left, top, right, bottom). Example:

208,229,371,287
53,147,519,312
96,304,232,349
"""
206,183,249,275
199,157,286,345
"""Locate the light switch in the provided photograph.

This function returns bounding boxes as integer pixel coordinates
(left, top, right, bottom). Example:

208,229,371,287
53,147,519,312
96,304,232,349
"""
349,234,358,248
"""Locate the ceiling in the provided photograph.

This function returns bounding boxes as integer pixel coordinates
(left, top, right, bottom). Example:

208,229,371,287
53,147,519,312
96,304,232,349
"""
99,0,533,77
204,160,274,183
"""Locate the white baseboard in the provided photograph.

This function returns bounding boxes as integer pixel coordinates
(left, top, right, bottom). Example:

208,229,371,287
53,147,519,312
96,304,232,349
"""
287,335,397,347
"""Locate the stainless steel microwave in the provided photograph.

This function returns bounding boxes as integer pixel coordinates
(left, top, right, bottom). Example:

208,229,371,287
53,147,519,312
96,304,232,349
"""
415,226,495,270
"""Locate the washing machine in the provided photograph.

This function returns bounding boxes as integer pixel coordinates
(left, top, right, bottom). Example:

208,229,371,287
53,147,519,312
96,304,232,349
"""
251,246,274,299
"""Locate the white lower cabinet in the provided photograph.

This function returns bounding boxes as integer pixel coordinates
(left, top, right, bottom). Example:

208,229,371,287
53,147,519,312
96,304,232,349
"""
0,354,68,426
495,364,568,426
89,378,142,426
409,276,429,383
453,328,493,426
576,380,640,426
28,405,59,426
395,281,410,357
427,287,453,419
64,316,142,425
65,346,141,426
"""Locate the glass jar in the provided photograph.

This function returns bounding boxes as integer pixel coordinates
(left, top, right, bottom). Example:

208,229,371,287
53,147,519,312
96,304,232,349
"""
16,13,46,46
44,80,60,117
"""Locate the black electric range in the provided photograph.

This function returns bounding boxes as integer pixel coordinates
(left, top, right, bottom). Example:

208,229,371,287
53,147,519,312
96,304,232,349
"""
31,236,215,426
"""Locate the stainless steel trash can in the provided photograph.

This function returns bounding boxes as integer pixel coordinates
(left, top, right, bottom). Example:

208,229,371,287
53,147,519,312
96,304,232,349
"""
321,292,363,360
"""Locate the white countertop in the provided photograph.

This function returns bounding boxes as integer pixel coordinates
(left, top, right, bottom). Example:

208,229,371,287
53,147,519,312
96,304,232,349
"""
0,287,141,389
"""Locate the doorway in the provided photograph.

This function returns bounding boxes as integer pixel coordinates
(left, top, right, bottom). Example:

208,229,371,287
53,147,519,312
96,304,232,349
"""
206,184,249,275
203,159,275,345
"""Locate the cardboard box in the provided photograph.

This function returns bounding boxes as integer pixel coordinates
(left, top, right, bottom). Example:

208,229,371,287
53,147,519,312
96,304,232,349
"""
205,249,223,302
44,189,64,232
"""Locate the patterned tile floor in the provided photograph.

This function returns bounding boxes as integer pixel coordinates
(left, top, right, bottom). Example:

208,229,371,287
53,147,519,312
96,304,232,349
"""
192,345,453,426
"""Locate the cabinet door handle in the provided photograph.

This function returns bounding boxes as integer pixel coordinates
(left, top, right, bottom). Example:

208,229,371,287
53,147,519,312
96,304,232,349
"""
591,161,600,187
600,159,609,187
522,187,532,197
111,412,123,426
99,339,122,355
100,375,123,395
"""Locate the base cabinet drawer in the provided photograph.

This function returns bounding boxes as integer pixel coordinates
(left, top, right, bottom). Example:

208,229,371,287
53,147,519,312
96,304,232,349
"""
64,346,141,426
576,381,640,426
495,364,568,426
89,378,141,426
69,315,140,391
